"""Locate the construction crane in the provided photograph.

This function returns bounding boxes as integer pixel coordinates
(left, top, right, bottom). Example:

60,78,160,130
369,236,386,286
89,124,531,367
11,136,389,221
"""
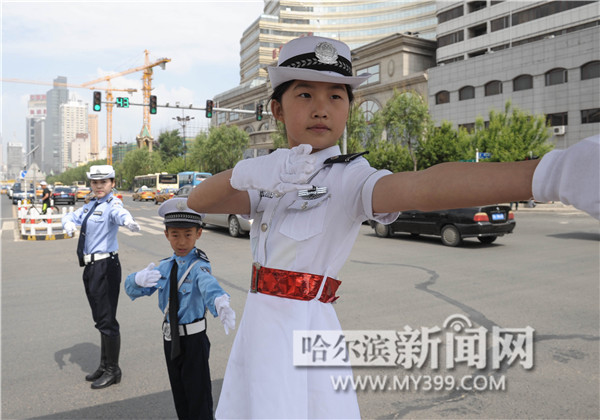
79,50,171,163
2,77,137,165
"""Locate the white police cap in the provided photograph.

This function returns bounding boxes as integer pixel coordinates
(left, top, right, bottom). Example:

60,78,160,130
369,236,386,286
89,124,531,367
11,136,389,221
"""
87,165,115,180
158,197,204,227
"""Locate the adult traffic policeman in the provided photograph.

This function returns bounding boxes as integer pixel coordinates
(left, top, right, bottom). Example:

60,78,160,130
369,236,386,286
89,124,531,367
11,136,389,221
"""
62,165,140,389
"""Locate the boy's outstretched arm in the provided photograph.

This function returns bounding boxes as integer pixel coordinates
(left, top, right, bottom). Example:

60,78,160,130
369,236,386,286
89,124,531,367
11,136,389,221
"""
187,169,251,215
372,160,540,213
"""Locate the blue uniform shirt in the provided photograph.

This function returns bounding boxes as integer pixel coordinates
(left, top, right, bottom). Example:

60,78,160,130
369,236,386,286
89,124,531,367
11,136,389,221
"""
124,248,227,324
62,193,133,254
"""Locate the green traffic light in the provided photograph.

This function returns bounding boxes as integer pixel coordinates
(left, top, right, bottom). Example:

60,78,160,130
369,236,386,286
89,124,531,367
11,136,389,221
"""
94,104,101,111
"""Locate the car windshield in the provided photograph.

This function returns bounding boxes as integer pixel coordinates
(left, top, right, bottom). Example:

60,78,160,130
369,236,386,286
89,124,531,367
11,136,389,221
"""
55,187,71,193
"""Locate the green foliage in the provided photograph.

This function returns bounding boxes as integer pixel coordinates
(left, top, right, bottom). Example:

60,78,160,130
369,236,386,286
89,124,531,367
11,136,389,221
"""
120,147,162,190
47,159,106,186
271,121,289,149
416,121,472,169
157,129,184,162
364,141,413,172
345,102,368,153
187,131,210,172
381,89,432,171
195,125,249,173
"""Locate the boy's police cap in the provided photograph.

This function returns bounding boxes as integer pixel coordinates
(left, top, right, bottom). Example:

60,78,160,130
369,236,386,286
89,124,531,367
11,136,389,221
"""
158,197,204,228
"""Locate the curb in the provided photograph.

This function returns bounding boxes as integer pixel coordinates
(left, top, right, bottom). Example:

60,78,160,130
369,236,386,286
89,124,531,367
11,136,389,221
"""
20,233,73,241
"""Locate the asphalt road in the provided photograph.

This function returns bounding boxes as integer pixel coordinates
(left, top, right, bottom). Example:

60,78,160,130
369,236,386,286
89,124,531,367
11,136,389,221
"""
1,194,598,419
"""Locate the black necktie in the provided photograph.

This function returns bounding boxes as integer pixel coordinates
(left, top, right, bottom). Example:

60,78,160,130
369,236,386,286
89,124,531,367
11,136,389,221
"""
77,201,99,267
169,261,181,360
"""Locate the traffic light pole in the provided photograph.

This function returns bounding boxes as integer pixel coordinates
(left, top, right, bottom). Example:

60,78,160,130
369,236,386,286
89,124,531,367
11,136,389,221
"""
104,101,272,116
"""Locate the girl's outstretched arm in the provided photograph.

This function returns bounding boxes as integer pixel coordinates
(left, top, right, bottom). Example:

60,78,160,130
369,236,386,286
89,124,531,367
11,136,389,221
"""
187,169,251,215
372,160,540,213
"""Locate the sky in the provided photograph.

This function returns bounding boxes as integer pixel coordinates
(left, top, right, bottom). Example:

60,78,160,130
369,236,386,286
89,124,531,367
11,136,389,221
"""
1,0,266,165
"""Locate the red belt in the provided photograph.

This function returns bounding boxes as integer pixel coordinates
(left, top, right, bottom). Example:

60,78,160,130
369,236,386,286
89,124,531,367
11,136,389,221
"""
250,263,340,303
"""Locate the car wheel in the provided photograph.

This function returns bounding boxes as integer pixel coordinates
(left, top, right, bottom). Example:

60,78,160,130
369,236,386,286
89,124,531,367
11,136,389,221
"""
374,222,390,238
441,225,462,247
478,236,497,244
228,216,242,237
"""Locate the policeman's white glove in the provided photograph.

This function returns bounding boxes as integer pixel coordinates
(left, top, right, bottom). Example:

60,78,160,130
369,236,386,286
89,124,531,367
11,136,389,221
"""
63,221,76,237
134,262,161,288
215,294,236,335
124,217,141,232
230,144,316,194
533,135,600,220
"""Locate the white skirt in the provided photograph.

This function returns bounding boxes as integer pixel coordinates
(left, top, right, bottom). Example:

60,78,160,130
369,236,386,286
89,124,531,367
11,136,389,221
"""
216,292,360,419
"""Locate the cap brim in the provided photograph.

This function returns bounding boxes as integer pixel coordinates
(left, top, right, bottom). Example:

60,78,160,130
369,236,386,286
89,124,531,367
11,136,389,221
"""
165,221,202,228
268,66,370,90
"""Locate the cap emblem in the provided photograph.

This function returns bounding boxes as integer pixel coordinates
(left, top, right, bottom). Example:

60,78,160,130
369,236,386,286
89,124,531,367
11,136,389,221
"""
176,200,187,211
315,42,338,65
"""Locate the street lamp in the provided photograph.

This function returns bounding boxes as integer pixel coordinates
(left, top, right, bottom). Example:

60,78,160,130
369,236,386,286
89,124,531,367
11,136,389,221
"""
172,112,194,170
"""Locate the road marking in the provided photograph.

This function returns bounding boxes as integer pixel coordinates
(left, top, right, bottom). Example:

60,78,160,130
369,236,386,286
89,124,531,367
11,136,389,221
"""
120,216,165,236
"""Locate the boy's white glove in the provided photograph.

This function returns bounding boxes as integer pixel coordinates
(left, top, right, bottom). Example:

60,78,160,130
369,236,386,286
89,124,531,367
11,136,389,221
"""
533,134,599,220
215,294,236,335
134,262,161,288
124,217,141,232
230,144,316,194
63,221,76,237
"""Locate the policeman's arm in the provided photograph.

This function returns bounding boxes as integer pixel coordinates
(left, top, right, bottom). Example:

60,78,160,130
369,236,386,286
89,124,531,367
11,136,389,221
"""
187,169,250,214
372,160,539,213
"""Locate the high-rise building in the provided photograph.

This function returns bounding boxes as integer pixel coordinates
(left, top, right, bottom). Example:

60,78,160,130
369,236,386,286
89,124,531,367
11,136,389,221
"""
45,76,69,174
60,99,88,170
7,142,23,180
88,114,99,160
26,94,46,169
239,0,437,84
428,0,599,148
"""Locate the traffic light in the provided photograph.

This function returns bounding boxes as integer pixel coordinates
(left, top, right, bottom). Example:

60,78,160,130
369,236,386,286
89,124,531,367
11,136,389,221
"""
93,91,102,112
149,95,157,114
205,100,214,118
256,103,263,121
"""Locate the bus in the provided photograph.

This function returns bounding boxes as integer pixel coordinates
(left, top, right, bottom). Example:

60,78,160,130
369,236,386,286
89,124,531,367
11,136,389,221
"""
178,171,212,188
133,173,179,193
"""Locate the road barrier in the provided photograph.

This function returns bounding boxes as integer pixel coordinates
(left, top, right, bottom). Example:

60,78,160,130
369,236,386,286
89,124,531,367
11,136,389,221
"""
17,201,74,240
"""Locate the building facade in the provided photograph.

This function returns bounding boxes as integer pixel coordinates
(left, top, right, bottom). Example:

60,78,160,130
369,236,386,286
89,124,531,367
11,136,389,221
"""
88,114,99,160
44,77,69,174
26,94,46,169
60,99,89,170
239,0,437,84
7,142,23,180
429,0,599,148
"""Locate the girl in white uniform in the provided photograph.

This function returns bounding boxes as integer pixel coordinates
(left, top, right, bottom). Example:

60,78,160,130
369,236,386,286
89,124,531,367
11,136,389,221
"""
187,36,599,419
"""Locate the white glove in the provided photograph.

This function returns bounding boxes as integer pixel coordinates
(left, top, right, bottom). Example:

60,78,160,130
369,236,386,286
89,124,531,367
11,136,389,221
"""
215,294,236,335
533,135,600,220
134,262,161,288
63,221,76,237
124,217,141,232
230,144,317,194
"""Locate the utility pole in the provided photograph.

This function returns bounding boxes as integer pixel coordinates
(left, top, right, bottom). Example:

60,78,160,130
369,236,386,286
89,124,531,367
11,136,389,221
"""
172,109,194,170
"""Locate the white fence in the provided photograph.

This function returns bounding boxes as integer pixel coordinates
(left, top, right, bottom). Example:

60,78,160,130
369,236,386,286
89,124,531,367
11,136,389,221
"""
17,201,73,237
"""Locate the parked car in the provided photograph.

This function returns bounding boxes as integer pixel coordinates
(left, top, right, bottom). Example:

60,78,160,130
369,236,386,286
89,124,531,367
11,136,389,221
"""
174,184,194,198
52,186,76,205
84,188,123,204
368,205,516,247
132,186,155,201
76,186,91,201
12,184,36,204
155,187,177,204
1,185,8,195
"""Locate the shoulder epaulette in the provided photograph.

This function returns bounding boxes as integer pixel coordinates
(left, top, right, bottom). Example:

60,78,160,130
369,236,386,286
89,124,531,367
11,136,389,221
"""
107,196,113,203
323,151,369,164
195,248,210,262
160,256,170,262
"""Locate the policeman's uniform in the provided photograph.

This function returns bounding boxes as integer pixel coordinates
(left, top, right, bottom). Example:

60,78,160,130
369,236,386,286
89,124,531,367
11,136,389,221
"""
125,198,230,420
62,165,138,389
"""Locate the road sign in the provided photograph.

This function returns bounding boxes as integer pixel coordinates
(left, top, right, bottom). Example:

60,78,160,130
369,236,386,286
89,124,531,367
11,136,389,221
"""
478,152,492,159
19,170,27,178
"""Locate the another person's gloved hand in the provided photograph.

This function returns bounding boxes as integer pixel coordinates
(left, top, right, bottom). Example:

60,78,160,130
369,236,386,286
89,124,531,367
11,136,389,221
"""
134,262,161,288
124,217,141,232
63,221,76,237
533,134,599,220
215,294,236,335
230,144,316,194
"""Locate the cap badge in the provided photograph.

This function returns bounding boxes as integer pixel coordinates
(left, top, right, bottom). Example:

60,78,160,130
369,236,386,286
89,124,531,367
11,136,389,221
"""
176,200,187,211
314,42,338,65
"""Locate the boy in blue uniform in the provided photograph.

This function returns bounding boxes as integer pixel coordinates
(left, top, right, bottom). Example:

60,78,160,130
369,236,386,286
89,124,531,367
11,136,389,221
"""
125,197,235,420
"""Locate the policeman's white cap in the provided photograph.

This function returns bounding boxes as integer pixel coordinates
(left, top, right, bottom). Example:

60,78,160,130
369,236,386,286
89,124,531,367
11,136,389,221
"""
159,197,204,228
87,165,115,180
267,36,370,90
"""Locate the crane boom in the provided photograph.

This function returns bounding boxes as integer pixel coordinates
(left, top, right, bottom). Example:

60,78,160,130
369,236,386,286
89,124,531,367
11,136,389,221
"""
1,78,137,93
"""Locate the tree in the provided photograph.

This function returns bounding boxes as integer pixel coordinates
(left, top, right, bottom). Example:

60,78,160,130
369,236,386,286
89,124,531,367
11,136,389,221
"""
120,147,162,190
345,102,368,154
196,125,249,173
271,121,289,149
381,90,432,171
157,129,184,163
470,101,553,162
416,121,472,169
